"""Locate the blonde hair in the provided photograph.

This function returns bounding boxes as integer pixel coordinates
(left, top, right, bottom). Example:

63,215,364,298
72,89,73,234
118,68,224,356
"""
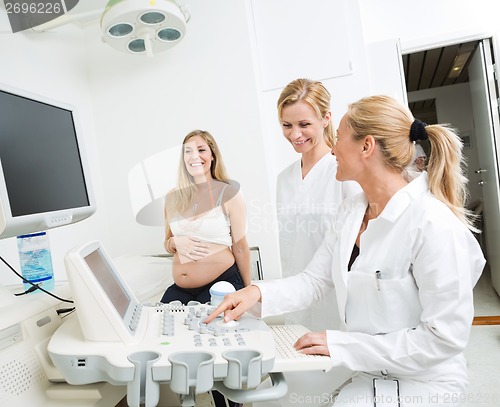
168,130,230,215
345,95,473,229
277,78,334,148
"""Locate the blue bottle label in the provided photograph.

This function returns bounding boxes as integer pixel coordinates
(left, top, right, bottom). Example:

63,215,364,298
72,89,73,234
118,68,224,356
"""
17,232,54,292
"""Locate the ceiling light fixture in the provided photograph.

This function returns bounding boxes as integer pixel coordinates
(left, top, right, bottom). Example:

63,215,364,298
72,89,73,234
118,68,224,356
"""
448,44,475,79
101,0,190,56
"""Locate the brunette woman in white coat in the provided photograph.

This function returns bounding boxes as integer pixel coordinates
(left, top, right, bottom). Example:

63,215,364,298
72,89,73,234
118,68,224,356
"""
276,78,359,331
207,95,485,406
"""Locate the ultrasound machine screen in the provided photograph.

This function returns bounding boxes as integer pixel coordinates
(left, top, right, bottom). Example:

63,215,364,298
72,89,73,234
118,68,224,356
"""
84,248,131,319
64,241,142,343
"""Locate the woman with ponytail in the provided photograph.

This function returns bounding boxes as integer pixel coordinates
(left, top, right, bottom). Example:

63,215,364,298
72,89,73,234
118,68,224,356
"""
207,95,485,406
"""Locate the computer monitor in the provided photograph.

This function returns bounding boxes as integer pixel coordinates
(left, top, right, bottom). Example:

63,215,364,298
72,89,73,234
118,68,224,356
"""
0,82,96,239
64,240,144,343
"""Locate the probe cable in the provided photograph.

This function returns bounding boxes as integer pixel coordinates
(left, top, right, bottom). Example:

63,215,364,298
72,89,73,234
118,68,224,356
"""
0,255,73,303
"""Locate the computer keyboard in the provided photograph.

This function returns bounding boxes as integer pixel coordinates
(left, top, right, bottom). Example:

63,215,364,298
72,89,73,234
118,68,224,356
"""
269,325,332,372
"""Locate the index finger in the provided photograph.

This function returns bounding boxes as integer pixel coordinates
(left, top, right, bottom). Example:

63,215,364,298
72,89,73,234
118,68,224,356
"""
204,299,233,324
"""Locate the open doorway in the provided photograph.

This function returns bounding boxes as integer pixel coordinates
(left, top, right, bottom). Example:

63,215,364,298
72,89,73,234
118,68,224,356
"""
403,40,483,206
402,38,500,313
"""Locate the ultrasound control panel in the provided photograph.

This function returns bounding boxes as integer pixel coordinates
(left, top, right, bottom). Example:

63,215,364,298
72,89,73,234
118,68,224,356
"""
49,302,275,372
47,242,328,406
164,302,250,337
48,301,277,406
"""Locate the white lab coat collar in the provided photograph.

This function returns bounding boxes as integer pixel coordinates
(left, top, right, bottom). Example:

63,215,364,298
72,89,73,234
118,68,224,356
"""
338,170,429,232
375,171,429,223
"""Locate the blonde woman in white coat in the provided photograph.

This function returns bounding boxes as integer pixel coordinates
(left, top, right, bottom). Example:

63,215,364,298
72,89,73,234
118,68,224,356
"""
276,78,359,331
207,95,485,406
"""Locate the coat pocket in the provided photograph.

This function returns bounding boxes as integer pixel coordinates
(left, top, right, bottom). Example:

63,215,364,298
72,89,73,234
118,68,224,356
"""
346,270,422,334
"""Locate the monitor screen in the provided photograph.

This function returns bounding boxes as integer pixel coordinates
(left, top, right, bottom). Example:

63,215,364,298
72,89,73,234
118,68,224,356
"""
84,248,131,318
0,90,89,216
0,84,95,239
64,241,141,343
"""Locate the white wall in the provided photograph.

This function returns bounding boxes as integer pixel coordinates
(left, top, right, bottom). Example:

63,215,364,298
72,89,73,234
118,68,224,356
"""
408,83,483,204
358,0,500,50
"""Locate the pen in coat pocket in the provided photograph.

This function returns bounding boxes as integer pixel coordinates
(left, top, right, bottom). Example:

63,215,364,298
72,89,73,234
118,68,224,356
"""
375,270,381,290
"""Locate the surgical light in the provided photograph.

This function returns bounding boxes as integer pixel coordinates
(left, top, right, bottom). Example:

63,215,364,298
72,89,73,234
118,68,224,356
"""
101,0,190,56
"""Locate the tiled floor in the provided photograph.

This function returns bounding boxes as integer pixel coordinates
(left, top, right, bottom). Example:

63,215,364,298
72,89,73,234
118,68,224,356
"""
463,266,500,407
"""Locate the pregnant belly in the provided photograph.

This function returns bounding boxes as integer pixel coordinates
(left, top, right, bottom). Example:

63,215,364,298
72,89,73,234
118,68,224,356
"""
173,245,234,288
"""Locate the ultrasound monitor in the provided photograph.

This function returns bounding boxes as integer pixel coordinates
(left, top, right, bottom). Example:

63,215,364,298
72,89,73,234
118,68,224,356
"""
0,82,96,239
64,240,144,343
84,249,131,318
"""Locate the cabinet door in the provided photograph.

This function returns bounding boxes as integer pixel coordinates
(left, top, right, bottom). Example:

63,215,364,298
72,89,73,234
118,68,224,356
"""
250,0,353,91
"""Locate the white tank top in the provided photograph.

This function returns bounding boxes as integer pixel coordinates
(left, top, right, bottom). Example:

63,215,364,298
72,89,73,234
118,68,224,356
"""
169,185,232,246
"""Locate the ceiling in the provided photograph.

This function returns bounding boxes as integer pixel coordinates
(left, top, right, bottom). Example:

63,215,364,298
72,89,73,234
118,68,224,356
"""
64,3,480,125
403,40,480,124
1,2,481,123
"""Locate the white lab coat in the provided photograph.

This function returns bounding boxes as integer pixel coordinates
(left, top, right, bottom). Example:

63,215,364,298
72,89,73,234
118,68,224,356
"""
276,154,359,330
259,172,485,404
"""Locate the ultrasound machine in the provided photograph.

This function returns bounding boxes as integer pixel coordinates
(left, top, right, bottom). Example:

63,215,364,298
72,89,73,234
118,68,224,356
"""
48,241,333,407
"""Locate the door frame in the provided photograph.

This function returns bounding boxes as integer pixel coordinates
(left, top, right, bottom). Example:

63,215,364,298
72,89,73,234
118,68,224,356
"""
400,30,500,103
400,30,498,55
399,31,500,296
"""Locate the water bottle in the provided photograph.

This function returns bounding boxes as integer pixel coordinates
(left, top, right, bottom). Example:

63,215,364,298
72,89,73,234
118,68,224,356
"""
17,231,55,292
